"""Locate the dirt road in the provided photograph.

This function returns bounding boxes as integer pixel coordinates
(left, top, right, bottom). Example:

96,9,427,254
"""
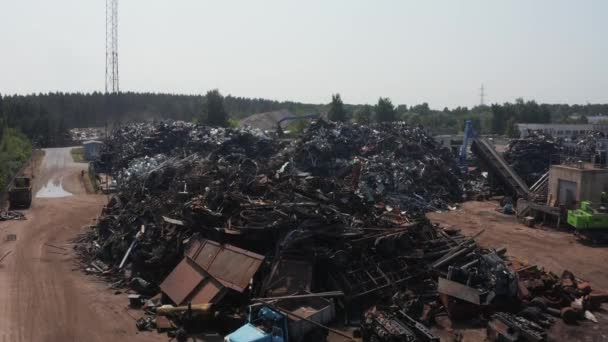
0,148,163,342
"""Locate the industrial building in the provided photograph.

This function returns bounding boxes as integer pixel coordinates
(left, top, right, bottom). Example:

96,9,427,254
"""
516,123,608,138
548,164,608,208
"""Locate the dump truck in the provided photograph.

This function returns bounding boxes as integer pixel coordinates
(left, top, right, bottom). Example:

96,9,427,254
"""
8,177,32,209
224,297,335,342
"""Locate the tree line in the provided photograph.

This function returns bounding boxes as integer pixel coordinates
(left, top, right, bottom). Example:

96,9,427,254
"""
3,91,608,148
326,94,608,137
0,101,32,190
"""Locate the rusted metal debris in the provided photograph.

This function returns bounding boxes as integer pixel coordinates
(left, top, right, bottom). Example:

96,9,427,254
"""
0,210,26,221
73,120,608,341
160,239,265,306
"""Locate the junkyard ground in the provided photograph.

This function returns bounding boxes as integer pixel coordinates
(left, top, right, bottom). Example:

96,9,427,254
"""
428,201,608,342
0,147,164,342
1,147,607,342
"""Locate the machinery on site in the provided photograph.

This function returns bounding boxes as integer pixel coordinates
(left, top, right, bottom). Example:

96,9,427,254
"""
458,119,476,171
459,120,533,200
8,177,32,209
276,114,320,137
224,298,335,342
567,197,608,243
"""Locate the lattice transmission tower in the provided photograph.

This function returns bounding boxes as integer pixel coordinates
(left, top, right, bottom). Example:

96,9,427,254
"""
105,0,119,93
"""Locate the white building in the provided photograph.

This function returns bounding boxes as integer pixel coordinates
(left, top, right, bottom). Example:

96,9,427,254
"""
516,123,608,138
587,115,608,124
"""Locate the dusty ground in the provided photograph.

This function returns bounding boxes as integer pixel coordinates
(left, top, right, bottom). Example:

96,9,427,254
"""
0,147,164,342
428,201,608,342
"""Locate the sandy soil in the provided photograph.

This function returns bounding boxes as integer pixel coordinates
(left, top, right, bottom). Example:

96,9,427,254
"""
428,201,608,342
0,147,164,342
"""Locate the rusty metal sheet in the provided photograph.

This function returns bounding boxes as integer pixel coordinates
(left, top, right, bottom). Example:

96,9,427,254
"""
191,239,264,293
193,240,221,269
207,247,263,291
438,277,481,305
188,277,226,304
160,258,205,305
185,239,202,259
156,316,175,332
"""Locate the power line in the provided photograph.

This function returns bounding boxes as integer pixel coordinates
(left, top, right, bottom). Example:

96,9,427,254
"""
105,0,119,93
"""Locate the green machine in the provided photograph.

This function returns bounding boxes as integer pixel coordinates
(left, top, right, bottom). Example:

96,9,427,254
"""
567,201,608,229
567,196,608,243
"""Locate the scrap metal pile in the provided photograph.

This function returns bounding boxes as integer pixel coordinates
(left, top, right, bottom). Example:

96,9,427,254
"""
0,210,26,221
504,131,563,186
504,130,607,188
572,131,604,155
76,121,606,341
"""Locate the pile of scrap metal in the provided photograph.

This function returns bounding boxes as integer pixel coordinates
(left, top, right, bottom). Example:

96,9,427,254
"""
503,131,563,186
362,306,438,342
516,267,608,325
571,130,605,156
74,120,607,341
0,210,26,221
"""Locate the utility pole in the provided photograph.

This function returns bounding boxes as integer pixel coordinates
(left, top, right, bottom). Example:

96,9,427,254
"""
105,0,119,93
479,84,485,106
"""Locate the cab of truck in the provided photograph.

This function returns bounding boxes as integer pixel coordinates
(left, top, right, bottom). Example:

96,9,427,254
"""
13,177,31,188
9,177,32,209
224,322,284,342
224,307,287,342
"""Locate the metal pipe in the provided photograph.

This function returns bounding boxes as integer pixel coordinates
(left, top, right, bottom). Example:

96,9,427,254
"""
252,291,344,302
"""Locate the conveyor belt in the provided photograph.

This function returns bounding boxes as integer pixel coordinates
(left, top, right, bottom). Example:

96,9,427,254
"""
471,137,531,199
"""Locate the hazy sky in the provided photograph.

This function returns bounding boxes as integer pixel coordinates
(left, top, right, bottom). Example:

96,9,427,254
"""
1,0,607,108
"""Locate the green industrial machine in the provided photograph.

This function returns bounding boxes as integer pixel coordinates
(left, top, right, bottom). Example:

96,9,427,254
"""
567,199,608,243
567,201,608,229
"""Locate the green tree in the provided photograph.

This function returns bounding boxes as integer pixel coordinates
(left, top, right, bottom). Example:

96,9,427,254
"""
491,104,508,134
327,94,347,122
353,105,372,124
410,103,431,116
395,104,408,117
375,97,396,122
406,113,422,126
505,117,519,138
202,89,229,127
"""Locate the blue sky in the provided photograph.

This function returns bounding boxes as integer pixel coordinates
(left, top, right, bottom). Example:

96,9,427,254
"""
1,0,607,108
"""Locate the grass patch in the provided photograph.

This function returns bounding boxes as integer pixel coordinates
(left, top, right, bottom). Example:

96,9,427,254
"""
70,147,85,163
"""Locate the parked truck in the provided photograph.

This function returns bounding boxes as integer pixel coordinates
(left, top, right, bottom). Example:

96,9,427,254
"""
224,297,335,342
8,177,32,209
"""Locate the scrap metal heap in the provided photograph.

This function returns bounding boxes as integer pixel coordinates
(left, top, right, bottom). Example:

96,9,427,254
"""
76,121,607,341
502,130,604,191
503,131,563,187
